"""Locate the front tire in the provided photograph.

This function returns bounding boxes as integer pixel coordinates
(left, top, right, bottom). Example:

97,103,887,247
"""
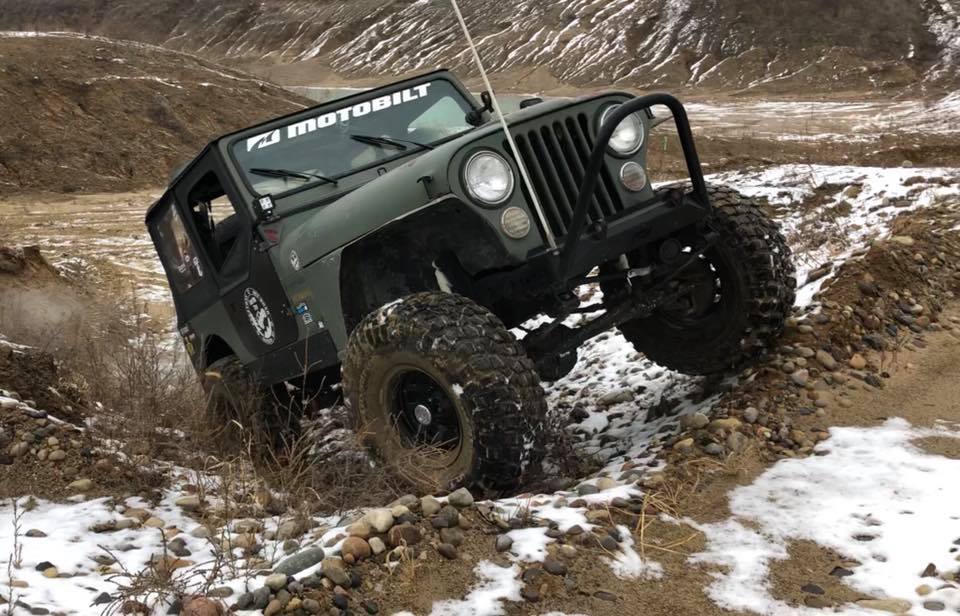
604,185,796,375
342,292,547,493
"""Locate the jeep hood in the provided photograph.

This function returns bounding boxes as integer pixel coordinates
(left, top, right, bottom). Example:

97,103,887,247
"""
280,94,616,268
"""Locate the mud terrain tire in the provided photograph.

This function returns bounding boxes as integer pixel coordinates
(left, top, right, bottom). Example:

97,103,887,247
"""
202,355,300,455
342,292,546,493
606,184,796,375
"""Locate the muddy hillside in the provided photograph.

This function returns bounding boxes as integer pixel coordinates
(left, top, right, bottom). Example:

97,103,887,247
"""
0,0,957,93
0,32,308,195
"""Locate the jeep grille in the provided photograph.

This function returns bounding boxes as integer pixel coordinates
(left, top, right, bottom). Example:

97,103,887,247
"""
506,113,625,239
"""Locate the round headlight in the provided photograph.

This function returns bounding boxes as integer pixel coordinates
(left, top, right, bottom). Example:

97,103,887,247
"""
464,151,515,205
600,105,644,156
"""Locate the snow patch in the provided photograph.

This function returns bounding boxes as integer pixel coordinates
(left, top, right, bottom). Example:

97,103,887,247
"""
690,419,960,615
604,524,663,580
396,561,522,616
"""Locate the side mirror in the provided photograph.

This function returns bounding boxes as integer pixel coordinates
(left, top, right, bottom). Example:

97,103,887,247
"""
519,97,543,109
465,91,495,127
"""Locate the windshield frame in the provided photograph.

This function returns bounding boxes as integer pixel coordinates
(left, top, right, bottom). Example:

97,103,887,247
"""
225,72,478,201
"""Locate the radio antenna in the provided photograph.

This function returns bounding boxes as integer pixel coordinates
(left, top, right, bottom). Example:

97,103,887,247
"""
448,0,557,250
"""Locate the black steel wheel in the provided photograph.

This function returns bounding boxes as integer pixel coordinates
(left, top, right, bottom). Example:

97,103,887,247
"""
342,292,547,493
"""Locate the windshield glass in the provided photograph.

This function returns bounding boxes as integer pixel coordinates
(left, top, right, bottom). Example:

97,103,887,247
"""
232,79,474,196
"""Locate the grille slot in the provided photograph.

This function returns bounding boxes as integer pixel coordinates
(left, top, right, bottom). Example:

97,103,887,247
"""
506,112,625,239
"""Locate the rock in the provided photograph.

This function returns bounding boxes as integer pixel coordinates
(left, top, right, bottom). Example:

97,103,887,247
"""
180,597,223,616
273,547,325,576
923,601,945,611
815,350,837,370
368,537,386,555
48,450,66,462
302,598,321,614
795,346,815,358
341,537,371,562
67,478,93,492
346,520,372,539
437,543,458,560
915,584,933,596
41,566,58,578
598,388,633,406
673,438,694,452
440,527,465,546
263,599,283,616
849,354,867,369
790,369,809,387
801,583,824,595
543,556,567,576
842,185,861,198
743,407,759,424
92,592,112,605
855,599,912,613
388,524,421,547
594,591,617,602
495,535,513,553
680,413,709,430
704,443,725,456
175,495,202,510
390,504,411,519
361,600,379,615
190,526,211,539
890,236,915,246
559,545,577,559
576,483,599,496
726,432,748,453
234,519,263,534
143,517,165,529
586,510,611,523
276,519,304,540
420,496,441,517
24,529,47,538
321,558,350,587
9,441,29,457
168,538,191,557
521,586,541,603
595,477,617,491
264,573,288,591
709,417,741,432
251,586,271,610
447,487,474,508
363,509,395,533
431,505,460,529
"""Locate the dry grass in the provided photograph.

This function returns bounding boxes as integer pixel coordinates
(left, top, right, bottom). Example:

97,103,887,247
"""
100,529,230,616
3,498,24,616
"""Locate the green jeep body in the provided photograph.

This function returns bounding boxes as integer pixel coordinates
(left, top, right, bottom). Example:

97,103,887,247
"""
146,69,795,490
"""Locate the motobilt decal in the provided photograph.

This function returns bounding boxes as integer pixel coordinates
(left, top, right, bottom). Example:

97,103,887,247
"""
243,288,276,345
246,83,432,152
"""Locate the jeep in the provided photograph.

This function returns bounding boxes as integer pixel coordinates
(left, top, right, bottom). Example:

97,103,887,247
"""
146,70,796,492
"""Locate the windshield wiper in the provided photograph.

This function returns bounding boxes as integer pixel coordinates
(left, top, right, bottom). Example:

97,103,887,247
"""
249,168,337,186
350,134,434,152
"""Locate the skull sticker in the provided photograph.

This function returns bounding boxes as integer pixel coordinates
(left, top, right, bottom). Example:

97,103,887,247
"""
243,288,276,345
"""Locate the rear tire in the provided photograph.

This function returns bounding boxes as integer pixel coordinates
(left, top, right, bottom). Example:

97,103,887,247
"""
603,184,796,375
202,355,300,455
342,292,546,493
